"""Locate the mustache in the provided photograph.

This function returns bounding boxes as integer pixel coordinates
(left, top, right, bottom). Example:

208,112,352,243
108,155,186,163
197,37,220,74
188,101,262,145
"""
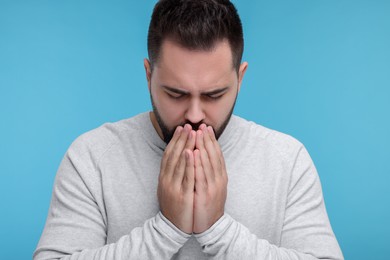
180,121,214,133
186,122,202,131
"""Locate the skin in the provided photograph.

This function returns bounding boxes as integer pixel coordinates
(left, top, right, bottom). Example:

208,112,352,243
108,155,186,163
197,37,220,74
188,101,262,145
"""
144,39,248,234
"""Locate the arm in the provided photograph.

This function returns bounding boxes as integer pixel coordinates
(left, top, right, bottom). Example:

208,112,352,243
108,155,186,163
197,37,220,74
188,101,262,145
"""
33,145,190,260
193,127,343,259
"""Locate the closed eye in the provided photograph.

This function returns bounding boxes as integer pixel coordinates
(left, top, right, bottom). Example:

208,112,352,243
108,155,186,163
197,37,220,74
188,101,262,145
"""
202,86,229,101
167,91,186,99
204,94,224,100
162,85,188,100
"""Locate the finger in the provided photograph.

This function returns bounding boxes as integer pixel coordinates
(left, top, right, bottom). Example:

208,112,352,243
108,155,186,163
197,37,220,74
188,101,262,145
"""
203,126,222,175
182,149,195,192
197,129,214,181
195,124,206,150
207,126,228,176
171,124,192,161
165,126,183,153
173,149,187,184
194,149,207,193
165,125,191,175
162,126,183,168
207,126,220,152
185,129,196,152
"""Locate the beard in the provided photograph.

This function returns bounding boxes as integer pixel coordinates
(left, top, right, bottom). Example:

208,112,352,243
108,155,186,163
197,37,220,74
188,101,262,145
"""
150,94,236,144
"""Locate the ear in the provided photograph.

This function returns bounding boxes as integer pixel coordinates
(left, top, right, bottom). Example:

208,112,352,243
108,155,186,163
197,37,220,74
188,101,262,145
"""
144,58,152,91
237,61,248,92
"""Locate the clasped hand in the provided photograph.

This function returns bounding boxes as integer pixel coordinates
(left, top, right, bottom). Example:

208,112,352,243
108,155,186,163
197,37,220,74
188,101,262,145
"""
157,124,228,234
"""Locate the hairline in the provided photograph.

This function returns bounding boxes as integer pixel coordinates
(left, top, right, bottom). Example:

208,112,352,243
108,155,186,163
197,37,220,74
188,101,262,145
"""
149,37,241,74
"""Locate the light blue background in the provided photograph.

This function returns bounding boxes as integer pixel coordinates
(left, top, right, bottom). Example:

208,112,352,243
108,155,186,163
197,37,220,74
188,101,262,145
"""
1,0,389,259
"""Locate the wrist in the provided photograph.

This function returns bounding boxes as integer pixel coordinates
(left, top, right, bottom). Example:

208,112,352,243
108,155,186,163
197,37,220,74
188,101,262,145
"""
157,211,192,241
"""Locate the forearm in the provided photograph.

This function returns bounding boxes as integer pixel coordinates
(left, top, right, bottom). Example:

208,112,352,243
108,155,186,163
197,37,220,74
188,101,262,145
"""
34,212,190,260
195,214,343,260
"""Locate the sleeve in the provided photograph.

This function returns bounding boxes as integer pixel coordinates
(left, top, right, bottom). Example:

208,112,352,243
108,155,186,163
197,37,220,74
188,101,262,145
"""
33,147,190,260
194,146,344,259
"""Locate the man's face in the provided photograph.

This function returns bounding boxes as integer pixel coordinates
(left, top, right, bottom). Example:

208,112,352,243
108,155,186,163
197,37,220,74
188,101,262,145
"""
145,39,247,143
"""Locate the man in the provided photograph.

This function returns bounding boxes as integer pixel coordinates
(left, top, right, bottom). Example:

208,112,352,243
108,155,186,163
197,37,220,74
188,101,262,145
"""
34,0,343,259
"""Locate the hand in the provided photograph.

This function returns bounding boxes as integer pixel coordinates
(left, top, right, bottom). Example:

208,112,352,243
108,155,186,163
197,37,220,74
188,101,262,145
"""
193,124,228,234
157,124,196,234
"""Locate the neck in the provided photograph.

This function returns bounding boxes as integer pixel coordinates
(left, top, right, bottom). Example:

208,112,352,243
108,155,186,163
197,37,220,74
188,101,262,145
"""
149,111,164,141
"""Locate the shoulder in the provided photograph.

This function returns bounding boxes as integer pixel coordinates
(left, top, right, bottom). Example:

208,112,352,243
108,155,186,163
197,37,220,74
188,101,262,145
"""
230,115,318,185
66,113,147,167
230,115,305,165
232,115,304,151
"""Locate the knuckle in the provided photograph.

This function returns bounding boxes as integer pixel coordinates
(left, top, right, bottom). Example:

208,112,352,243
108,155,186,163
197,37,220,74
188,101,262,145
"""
214,161,222,172
165,154,177,169
215,175,227,186
171,149,181,161
201,183,208,192
224,174,228,184
165,161,173,171
159,177,168,187
161,152,170,166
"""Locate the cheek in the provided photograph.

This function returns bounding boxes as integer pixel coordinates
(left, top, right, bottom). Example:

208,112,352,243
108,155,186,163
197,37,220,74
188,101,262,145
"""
154,93,186,125
205,95,236,126
208,104,226,121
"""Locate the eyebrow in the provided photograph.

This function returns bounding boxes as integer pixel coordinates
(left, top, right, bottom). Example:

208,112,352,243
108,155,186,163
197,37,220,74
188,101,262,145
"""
162,85,188,95
162,85,230,96
203,87,229,96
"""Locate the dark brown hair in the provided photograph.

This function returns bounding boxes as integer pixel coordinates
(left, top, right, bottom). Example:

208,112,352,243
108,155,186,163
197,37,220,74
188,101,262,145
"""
147,0,244,71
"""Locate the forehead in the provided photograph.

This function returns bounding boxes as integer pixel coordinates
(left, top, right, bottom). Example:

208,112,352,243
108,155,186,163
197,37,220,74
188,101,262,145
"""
154,39,236,91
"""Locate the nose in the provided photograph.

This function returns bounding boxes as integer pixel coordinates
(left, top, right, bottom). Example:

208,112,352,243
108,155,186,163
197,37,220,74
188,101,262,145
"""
185,98,205,125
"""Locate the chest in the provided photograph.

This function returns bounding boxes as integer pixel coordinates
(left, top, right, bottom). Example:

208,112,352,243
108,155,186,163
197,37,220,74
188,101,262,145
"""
101,145,290,246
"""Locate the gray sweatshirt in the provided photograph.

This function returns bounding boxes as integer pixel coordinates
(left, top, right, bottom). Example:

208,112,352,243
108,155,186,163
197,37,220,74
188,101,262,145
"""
34,112,343,259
